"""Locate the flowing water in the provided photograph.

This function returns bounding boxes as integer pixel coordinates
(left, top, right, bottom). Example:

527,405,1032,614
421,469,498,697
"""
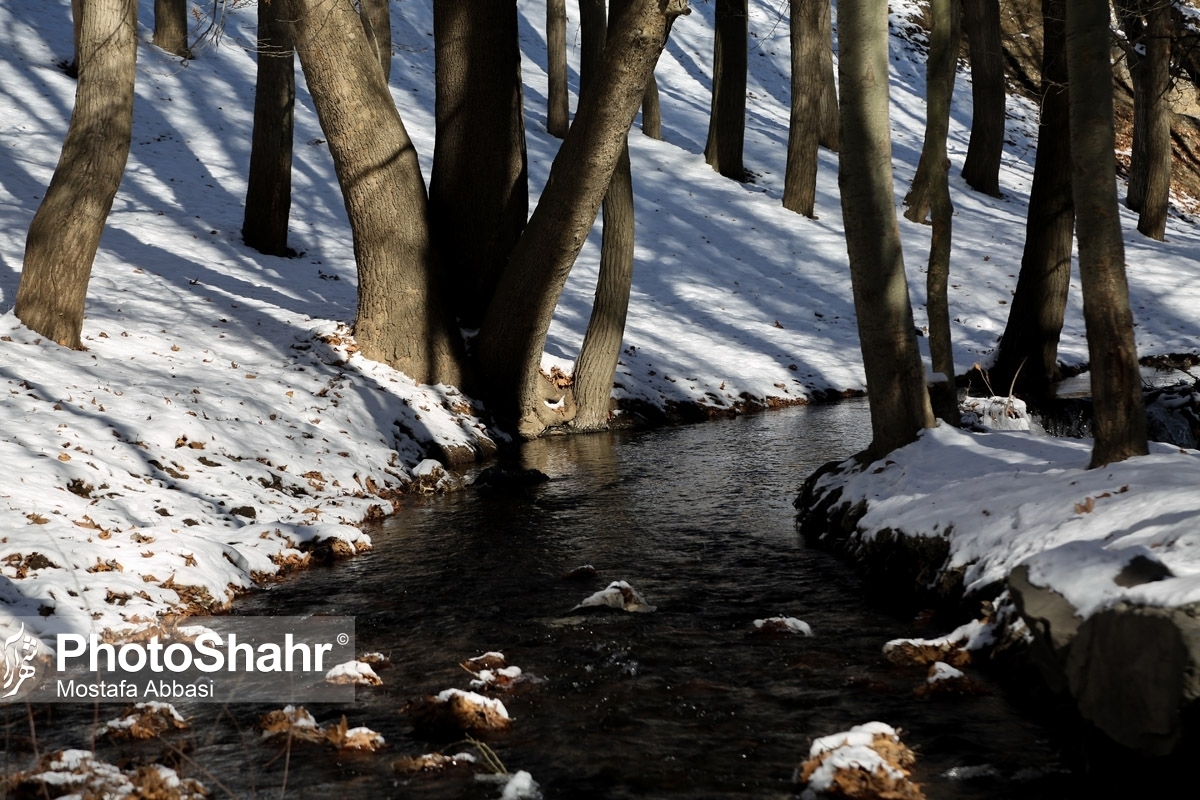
4,401,1079,798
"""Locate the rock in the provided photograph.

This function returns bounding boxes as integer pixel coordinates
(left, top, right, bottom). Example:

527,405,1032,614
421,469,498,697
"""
472,465,549,490
796,722,924,800
572,580,656,613
403,689,512,739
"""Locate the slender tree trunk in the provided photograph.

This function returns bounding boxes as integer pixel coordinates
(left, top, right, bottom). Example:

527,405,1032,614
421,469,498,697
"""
68,0,83,77
1065,0,1148,467
476,0,690,437
243,0,296,257
430,0,527,330
1137,0,1171,240
817,0,840,151
283,0,465,387
991,0,1072,399
16,0,137,350
705,0,747,180
547,0,570,137
358,0,392,82
642,72,663,138
1119,1,1148,213
838,0,936,459
961,0,1005,197
783,0,824,217
923,0,961,424
154,0,189,58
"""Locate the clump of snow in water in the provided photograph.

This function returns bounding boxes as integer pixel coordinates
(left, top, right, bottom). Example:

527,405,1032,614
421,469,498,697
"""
435,688,512,720
573,580,656,612
476,769,543,800
325,659,383,686
11,749,206,799
925,661,965,684
797,722,922,800
884,616,997,666
960,396,1032,432
412,458,461,493
99,701,188,739
752,616,813,636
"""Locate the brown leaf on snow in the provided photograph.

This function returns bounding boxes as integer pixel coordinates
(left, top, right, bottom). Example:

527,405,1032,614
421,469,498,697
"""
325,716,386,751
26,513,49,524
1074,496,1095,514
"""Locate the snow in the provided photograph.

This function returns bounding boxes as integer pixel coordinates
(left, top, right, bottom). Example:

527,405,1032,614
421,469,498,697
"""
0,0,1199,642
926,661,965,683
325,659,382,686
434,688,511,720
753,616,814,636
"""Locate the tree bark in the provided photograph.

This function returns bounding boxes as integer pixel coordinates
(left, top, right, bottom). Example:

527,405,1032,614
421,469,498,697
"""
704,0,747,180
903,0,960,225
991,0,1072,400
67,0,83,77
430,0,528,330
817,0,840,151
16,0,137,350
547,0,570,137
153,0,189,58
573,0,637,431
476,0,689,437
642,71,663,138
1064,0,1148,467
961,0,1005,197
243,0,296,257
1136,0,1171,240
838,0,936,459
283,0,465,387
358,0,392,82
783,0,824,217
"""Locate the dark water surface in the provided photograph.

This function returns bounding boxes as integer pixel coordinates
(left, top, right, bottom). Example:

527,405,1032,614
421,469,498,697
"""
5,401,1075,798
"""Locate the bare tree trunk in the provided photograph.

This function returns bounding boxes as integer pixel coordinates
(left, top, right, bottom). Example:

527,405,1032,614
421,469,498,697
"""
283,0,465,387
903,0,960,226
1065,0,1148,467
817,0,840,151
67,0,83,77
1137,0,1171,240
961,0,1005,197
704,0,747,180
574,0,637,430
243,0,295,257
358,0,392,82
547,0,570,137
430,0,527,330
783,0,824,217
838,0,935,460
642,72,663,138
154,0,189,58
991,0,1072,400
476,0,690,438
16,0,137,350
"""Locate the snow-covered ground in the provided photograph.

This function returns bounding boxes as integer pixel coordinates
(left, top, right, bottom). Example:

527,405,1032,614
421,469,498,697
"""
1,0,1199,642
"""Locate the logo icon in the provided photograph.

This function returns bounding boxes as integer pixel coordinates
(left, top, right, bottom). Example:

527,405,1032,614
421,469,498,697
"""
2,621,41,700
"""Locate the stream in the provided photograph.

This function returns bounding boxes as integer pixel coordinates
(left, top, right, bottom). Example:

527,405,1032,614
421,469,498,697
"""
4,400,1079,798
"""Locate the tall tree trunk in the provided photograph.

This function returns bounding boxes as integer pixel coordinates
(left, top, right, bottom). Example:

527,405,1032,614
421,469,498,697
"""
67,0,83,77
1136,0,1171,240
838,0,936,460
242,0,296,257
704,0,747,180
961,0,1005,197
991,0,1072,399
922,0,961,424
783,0,824,217
547,0,570,137
988,0,1075,398
642,72,663,138
574,0,637,431
476,0,690,438
1065,0,1148,468
16,0,137,350
430,0,528,330
154,0,189,58
903,0,960,225
1119,1,1148,213
283,0,465,387
817,0,840,151
358,0,392,82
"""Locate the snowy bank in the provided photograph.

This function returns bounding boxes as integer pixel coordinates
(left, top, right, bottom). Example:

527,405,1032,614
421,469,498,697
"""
797,424,1200,755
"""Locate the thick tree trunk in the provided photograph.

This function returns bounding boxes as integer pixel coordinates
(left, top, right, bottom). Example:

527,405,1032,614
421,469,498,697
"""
153,0,189,58
783,0,824,218
574,0,637,431
1136,0,1171,240
283,0,465,387
704,0,747,180
430,0,528,330
961,0,1005,197
838,0,936,459
358,0,392,82
1064,0,1148,467
923,0,961,424
903,0,959,225
991,0,1072,400
547,0,570,137
476,0,689,437
242,0,296,257
817,0,840,151
642,72,663,138
16,0,137,350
